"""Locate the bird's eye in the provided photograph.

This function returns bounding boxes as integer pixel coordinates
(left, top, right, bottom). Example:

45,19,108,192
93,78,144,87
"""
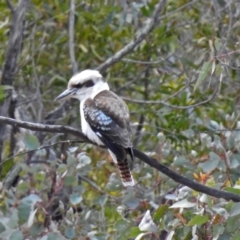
84,80,94,88
74,83,83,88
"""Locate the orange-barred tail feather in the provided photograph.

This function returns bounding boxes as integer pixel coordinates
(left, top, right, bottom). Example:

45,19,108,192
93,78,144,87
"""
117,159,135,186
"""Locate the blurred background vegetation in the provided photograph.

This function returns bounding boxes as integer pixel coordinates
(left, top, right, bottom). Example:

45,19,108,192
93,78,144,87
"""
1,0,240,239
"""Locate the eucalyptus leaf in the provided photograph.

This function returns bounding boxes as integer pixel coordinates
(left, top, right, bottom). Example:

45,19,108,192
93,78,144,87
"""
0,221,5,233
194,61,212,91
198,152,220,172
169,199,196,209
187,215,209,226
23,134,40,150
64,227,76,239
77,153,92,168
114,219,129,232
153,204,169,222
9,230,24,240
69,193,83,205
230,202,240,216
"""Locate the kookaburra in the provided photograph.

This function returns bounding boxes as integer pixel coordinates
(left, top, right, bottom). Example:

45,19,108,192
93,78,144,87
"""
55,69,135,186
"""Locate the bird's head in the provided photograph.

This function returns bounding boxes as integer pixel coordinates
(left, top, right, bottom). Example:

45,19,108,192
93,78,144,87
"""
55,69,109,101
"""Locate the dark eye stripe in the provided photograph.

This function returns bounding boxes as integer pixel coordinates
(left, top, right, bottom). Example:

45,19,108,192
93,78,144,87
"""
73,80,94,88
84,80,94,87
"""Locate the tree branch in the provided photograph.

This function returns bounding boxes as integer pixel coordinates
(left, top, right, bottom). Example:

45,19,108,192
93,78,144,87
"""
1,116,240,202
121,82,220,109
6,0,15,13
96,0,167,72
69,0,78,74
0,116,90,143
0,0,29,164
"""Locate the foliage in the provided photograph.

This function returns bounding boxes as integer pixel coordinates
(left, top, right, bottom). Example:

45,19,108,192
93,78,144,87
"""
1,0,240,239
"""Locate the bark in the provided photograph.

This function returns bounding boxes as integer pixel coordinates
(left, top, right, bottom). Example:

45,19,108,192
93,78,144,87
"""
0,0,29,164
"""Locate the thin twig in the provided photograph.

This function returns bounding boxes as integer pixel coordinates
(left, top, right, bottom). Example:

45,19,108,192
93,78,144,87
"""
115,66,150,93
97,0,167,72
6,0,14,13
122,58,166,65
79,175,105,194
69,0,78,74
122,83,219,109
210,49,240,62
1,116,240,201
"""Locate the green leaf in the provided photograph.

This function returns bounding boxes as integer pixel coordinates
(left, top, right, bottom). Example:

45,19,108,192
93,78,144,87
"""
47,232,66,240
213,224,224,237
18,194,42,223
18,202,31,223
16,181,30,195
69,193,82,205
226,216,240,232
77,153,91,169
23,134,40,150
233,230,240,240
7,208,18,228
10,230,24,240
29,223,44,237
194,61,212,91
214,38,222,52
64,227,76,239
181,129,195,138
127,227,142,238
174,156,188,167
124,198,139,209
64,175,77,186
22,193,42,205
224,187,240,195
198,152,220,172
153,204,169,222
114,219,129,232
230,202,240,216
0,222,5,233
94,195,108,206
187,215,209,226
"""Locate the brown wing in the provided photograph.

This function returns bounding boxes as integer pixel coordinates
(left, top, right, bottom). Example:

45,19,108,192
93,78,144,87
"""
83,90,133,161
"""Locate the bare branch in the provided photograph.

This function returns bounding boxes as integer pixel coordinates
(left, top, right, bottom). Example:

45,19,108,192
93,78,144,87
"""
0,0,29,163
0,116,90,143
69,0,78,74
6,0,14,13
97,0,167,72
122,58,166,65
121,83,220,109
1,116,240,202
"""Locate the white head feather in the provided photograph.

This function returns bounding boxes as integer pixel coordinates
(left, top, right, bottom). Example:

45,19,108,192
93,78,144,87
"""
56,69,109,101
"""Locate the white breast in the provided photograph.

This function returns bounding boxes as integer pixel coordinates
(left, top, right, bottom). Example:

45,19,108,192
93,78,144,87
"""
80,100,103,146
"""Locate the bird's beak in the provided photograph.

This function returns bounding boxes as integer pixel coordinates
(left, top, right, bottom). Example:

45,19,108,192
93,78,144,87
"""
55,88,78,101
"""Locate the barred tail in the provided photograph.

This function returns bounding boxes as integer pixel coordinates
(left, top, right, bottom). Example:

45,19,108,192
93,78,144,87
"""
117,159,135,187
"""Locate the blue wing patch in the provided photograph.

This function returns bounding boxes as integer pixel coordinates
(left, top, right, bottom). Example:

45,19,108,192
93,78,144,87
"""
87,109,112,130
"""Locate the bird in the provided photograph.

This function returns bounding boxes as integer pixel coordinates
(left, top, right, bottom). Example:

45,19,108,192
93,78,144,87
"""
55,69,135,187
